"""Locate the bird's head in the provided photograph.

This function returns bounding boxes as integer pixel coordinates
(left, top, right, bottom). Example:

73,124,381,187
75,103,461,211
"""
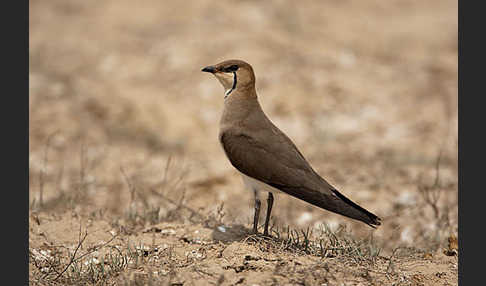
201,59,255,98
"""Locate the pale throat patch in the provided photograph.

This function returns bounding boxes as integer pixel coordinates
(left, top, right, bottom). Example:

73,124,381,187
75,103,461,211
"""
215,72,237,98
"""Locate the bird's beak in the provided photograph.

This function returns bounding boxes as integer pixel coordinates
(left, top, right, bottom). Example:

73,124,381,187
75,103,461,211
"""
201,65,216,73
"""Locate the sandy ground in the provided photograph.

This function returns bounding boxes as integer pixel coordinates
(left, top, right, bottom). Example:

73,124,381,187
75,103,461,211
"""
29,0,457,285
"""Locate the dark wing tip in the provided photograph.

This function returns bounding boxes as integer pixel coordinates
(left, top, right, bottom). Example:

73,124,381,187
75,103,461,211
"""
330,188,382,228
367,216,382,228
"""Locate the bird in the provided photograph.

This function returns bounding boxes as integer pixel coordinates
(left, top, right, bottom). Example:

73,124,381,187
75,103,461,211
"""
201,59,381,236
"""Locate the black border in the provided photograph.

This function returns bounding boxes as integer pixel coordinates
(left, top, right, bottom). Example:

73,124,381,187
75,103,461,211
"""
7,0,29,284
458,0,477,284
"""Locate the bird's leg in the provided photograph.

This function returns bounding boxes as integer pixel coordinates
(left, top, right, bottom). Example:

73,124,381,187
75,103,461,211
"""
264,192,274,236
252,189,261,234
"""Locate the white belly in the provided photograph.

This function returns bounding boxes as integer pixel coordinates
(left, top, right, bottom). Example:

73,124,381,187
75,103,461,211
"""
240,172,285,200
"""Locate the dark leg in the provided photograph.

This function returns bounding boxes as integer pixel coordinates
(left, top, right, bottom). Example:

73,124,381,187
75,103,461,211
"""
252,190,261,234
263,192,274,236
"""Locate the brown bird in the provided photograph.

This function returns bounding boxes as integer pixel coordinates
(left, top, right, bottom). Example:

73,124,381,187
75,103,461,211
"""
202,59,381,236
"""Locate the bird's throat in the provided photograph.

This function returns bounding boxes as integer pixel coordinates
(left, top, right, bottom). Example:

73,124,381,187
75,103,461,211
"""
224,72,237,99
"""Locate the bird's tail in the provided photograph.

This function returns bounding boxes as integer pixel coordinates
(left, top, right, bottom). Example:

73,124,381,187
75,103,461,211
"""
268,181,382,228
327,188,381,228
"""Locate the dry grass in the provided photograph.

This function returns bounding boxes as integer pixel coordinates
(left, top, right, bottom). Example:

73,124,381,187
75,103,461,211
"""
29,0,457,285
29,198,455,285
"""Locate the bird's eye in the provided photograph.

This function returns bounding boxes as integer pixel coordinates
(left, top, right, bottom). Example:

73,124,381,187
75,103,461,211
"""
225,65,239,72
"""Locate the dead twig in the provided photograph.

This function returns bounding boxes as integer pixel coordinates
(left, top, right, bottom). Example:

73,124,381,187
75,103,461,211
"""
39,131,59,208
418,148,444,219
150,188,206,223
120,166,136,205
52,224,119,282
53,224,88,281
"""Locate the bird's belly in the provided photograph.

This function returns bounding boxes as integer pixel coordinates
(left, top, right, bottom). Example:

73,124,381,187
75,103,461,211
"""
240,172,285,199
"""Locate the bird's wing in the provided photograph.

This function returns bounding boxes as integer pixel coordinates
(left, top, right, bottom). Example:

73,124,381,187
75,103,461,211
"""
219,127,381,227
219,127,334,198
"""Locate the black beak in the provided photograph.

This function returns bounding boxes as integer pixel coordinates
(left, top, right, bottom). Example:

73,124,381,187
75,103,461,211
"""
201,66,216,73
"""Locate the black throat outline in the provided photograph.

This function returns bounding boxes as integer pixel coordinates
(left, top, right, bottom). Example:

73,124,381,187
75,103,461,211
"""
224,72,237,99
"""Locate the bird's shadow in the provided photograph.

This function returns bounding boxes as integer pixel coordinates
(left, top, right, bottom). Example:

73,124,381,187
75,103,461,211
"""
211,224,252,243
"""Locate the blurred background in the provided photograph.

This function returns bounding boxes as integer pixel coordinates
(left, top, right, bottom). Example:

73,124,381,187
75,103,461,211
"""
29,0,457,253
